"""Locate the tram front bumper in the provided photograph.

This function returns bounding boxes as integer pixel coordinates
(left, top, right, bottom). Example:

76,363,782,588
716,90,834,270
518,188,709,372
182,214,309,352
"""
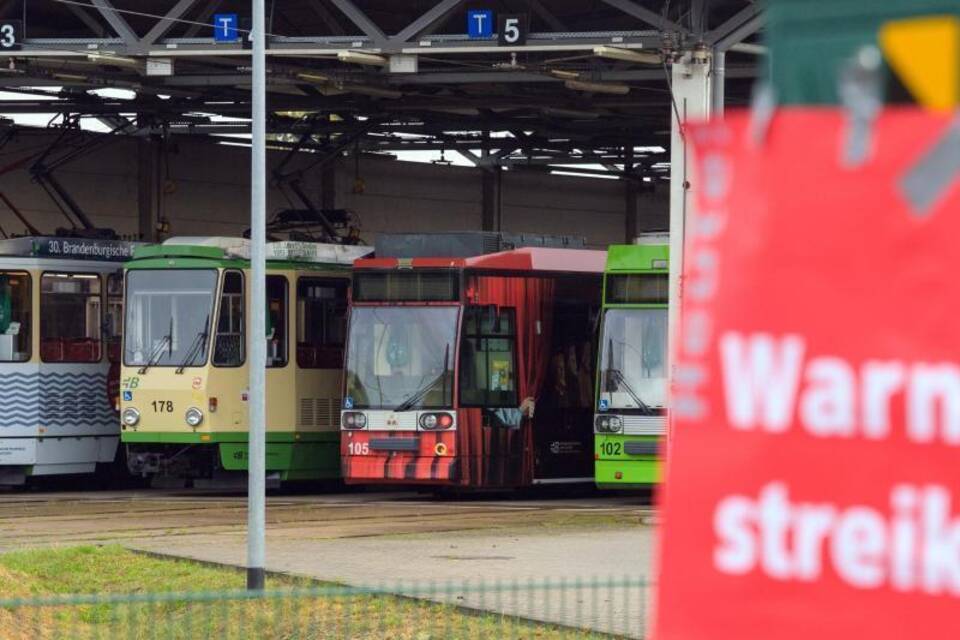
341,429,458,483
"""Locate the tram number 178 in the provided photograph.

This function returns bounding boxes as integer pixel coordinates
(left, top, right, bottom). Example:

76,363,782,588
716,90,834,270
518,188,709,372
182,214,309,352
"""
151,400,174,413
347,442,370,456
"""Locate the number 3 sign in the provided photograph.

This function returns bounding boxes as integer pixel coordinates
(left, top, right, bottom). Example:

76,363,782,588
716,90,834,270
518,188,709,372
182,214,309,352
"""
498,14,526,46
0,20,21,50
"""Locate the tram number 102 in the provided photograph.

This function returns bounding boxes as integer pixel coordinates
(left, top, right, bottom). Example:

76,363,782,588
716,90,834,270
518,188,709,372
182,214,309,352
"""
347,442,370,456
599,441,622,456
151,400,174,413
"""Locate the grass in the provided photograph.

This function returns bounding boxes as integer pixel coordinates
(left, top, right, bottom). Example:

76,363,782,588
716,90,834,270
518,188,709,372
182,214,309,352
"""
0,545,619,640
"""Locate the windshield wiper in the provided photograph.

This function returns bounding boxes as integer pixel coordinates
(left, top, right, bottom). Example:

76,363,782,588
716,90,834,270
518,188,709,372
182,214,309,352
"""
603,337,653,414
175,314,210,374
393,344,450,412
138,317,173,375
608,368,653,414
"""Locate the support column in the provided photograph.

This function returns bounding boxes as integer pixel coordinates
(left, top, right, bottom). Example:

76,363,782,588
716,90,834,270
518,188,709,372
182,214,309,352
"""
667,51,712,364
136,138,158,242
481,167,502,232
712,49,726,116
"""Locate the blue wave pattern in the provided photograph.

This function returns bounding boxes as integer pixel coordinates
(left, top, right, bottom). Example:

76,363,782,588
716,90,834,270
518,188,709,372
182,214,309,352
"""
1,372,115,429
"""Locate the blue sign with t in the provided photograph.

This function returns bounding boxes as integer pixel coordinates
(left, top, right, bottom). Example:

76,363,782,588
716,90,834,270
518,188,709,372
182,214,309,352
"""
467,10,494,38
213,13,239,42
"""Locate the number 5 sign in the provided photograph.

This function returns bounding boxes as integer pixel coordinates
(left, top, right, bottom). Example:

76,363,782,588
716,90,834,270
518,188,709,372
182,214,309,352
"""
498,14,527,46
0,20,22,50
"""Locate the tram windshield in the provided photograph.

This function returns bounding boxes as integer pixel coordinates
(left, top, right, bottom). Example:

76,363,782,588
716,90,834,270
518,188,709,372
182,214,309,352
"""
124,270,218,368
345,306,458,410
598,308,668,411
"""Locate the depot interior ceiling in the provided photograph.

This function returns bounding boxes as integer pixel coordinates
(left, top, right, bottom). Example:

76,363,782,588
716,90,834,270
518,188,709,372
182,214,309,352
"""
0,0,764,180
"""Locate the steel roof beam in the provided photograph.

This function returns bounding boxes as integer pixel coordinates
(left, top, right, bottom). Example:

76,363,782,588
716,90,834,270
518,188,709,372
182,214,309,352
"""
66,4,108,37
305,0,347,36
393,0,466,44
601,0,690,35
88,0,139,46
328,0,387,45
527,0,569,32
705,3,764,48
141,0,203,46
183,0,224,37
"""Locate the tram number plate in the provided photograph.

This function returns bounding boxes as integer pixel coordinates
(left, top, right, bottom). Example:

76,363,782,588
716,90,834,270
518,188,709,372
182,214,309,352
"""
151,400,174,413
347,442,370,456
599,441,622,456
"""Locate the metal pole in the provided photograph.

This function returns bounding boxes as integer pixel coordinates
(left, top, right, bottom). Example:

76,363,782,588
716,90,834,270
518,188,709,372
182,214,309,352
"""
247,0,267,592
712,48,726,116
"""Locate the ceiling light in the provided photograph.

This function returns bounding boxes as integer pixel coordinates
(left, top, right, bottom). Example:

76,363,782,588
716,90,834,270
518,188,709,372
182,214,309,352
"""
86,52,140,68
337,51,388,67
564,79,630,95
549,69,580,80
593,46,662,65
296,72,331,84
550,170,620,180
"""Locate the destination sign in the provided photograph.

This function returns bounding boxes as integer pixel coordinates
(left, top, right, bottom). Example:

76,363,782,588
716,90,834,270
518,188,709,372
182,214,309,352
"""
0,237,141,262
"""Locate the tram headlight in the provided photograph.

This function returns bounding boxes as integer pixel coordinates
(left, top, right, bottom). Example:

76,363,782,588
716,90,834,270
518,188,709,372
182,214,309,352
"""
185,407,204,428
419,413,454,430
595,415,623,433
342,411,367,429
122,407,140,427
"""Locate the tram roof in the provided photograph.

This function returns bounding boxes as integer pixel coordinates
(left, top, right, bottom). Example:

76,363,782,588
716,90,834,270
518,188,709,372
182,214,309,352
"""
132,237,372,265
605,244,669,272
357,247,606,274
0,237,140,262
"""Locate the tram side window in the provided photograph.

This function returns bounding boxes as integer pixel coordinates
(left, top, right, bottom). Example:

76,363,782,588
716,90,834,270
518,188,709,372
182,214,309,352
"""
296,278,348,369
0,272,31,362
214,271,245,367
459,306,518,407
106,273,123,363
40,273,102,363
267,276,288,368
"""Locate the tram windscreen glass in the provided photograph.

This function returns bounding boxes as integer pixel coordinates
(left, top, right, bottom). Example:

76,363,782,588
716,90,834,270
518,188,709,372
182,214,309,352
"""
598,308,668,410
352,271,459,302
345,306,458,410
124,270,217,368
40,273,102,363
0,271,31,362
605,274,668,304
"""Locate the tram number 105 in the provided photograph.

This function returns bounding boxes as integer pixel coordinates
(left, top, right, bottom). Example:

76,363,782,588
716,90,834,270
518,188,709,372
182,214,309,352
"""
151,400,174,413
347,442,370,456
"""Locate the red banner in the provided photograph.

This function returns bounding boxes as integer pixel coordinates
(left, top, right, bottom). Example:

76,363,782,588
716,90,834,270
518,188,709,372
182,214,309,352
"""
656,109,960,639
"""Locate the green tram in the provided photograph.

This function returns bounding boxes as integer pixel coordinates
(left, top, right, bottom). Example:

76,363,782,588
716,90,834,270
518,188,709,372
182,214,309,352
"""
594,243,669,488
119,237,370,486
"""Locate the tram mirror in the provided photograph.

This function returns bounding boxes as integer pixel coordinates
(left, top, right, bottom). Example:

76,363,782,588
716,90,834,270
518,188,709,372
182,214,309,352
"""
604,368,620,393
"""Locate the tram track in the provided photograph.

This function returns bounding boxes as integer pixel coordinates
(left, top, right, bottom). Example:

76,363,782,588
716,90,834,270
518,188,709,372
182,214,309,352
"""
0,490,647,553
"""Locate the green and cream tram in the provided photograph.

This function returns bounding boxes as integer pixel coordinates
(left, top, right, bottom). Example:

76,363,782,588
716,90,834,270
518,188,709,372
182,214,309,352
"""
120,237,370,485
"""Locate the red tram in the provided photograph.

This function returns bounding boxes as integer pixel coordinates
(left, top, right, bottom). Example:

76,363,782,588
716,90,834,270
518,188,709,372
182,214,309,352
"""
340,242,604,488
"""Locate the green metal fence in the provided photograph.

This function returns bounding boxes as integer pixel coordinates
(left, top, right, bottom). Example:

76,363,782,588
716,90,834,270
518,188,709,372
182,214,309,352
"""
0,577,650,639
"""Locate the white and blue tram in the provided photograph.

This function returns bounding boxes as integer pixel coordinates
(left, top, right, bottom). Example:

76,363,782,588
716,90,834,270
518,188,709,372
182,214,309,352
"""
0,236,138,484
